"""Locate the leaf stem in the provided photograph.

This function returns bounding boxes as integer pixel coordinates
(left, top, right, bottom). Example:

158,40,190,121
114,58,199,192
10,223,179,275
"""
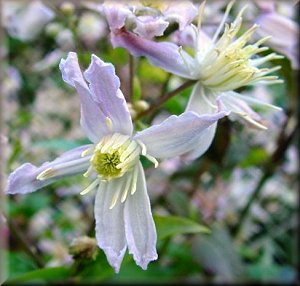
135,79,196,120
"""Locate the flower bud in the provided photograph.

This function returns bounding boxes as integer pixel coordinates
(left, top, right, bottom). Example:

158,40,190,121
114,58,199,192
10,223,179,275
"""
60,2,75,16
69,236,98,260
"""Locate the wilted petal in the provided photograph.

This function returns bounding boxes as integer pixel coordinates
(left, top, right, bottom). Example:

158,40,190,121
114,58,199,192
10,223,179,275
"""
84,54,133,136
134,16,169,39
124,162,157,270
59,52,111,142
94,178,127,273
6,145,92,195
111,29,194,79
164,1,198,30
134,108,228,159
102,2,133,30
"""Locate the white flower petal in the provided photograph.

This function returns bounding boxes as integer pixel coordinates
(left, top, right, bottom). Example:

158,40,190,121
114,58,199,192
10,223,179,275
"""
59,52,111,142
6,144,92,194
94,177,128,273
124,162,158,270
84,54,133,136
134,109,227,160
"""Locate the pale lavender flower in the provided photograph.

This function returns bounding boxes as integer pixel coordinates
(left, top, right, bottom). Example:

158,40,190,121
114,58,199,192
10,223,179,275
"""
85,0,197,39
3,0,54,41
111,2,284,159
255,5,299,69
6,52,227,272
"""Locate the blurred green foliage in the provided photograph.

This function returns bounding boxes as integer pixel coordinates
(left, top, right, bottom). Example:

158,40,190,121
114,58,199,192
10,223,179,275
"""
3,0,298,284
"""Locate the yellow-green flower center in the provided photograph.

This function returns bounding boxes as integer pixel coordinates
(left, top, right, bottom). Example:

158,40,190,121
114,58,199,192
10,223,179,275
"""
89,133,141,181
91,151,121,178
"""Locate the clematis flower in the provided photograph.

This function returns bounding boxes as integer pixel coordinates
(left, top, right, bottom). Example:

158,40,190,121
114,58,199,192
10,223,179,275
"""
6,52,227,272
85,0,197,39
255,4,299,70
3,0,54,41
111,2,284,159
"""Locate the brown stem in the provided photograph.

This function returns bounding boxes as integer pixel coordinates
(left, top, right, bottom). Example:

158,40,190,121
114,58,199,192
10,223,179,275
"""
232,116,298,237
6,216,44,268
128,54,135,103
135,79,196,120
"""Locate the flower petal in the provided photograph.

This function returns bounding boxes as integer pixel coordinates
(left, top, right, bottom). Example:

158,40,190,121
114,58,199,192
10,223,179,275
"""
102,2,133,30
255,12,299,69
163,1,198,31
84,54,133,136
124,162,158,270
111,29,194,79
94,178,127,273
59,52,110,142
134,109,228,159
133,16,169,39
6,145,92,195
217,91,273,130
182,84,219,160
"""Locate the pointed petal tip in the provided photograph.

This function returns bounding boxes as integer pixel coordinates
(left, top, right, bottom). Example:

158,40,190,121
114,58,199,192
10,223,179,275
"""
97,244,127,273
132,251,158,270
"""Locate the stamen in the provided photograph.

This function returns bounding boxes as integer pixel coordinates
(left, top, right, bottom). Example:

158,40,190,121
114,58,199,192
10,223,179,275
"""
212,0,235,43
130,166,139,195
136,140,147,156
83,165,93,177
197,0,206,32
121,174,133,203
237,112,268,130
81,146,95,157
36,168,54,181
145,154,159,168
90,133,141,181
37,157,90,180
117,148,140,170
119,141,138,162
80,179,99,195
109,181,123,209
105,117,113,131
111,134,131,150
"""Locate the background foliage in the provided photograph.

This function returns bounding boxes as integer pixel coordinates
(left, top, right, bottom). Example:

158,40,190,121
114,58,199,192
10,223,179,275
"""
1,0,298,284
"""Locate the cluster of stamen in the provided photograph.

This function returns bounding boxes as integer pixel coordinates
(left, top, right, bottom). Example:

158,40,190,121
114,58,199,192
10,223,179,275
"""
79,132,158,208
88,133,141,181
192,2,283,92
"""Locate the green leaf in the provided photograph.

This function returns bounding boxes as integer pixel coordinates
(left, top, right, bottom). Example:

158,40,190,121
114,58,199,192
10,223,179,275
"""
192,224,245,281
240,147,269,168
139,60,168,83
154,215,210,240
4,266,71,284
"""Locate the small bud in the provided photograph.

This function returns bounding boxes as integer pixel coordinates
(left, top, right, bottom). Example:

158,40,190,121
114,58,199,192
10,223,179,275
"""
135,100,150,112
69,236,98,260
60,2,75,15
45,23,63,37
